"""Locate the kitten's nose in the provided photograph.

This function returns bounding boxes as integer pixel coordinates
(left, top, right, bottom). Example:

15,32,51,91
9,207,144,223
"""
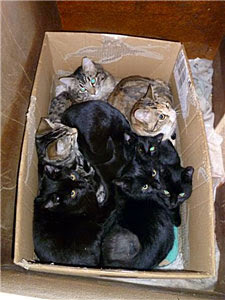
89,87,96,95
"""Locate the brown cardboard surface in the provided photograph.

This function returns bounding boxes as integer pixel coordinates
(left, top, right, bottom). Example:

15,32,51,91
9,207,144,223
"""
14,32,215,279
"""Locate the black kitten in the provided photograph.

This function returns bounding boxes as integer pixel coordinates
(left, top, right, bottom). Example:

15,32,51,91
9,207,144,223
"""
33,166,105,267
158,165,194,226
101,172,174,270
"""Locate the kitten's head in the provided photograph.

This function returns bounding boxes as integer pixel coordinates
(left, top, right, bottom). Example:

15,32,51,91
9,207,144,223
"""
36,118,78,167
135,133,163,159
122,131,163,163
38,166,98,215
59,57,115,101
158,165,194,209
113,159,161,201
130,84,176,140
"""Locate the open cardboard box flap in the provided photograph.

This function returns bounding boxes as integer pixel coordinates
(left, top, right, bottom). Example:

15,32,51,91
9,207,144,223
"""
14,32,215,279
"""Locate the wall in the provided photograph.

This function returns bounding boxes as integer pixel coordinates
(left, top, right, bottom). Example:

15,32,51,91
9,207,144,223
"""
57,1,225,60
1,1,61,265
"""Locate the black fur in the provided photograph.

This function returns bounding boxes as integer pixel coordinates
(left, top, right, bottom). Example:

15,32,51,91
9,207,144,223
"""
101,174,174,270
33,166,107,267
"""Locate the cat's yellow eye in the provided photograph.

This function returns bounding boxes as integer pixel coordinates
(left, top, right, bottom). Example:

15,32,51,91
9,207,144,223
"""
71,190,76,198
164,190,170,196
142,184,149,190
70,174,76,181
159,114,166,120
179,192,185,197
152,169,157,177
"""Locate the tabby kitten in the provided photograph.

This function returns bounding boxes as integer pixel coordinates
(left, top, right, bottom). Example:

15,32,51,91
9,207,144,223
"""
48,57,116,122
58,57,116,102
108,75,176,142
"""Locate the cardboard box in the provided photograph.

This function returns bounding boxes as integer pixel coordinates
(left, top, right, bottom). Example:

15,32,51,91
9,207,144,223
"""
14,32,215,279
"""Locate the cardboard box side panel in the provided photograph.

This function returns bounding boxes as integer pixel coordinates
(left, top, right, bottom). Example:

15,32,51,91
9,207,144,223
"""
14,37,54,264
17,261,210,279
170,62,215,275
46,32,181,82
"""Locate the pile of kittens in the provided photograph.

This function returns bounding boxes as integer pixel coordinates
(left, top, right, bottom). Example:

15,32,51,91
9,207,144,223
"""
33,57,194,270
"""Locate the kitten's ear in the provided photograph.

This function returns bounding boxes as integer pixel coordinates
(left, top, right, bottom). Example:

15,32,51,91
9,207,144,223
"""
59,77,74,87
134,109,151,123
182,166,194,181
154,133,164,144
44,194,60,209
82,57,96,74
124,132,136,144
44,165,61,179
36,118,54,137
144,84,155,100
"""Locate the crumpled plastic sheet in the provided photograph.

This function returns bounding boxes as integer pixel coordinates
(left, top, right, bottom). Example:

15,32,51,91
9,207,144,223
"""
189,58,225,192
103,58,224,291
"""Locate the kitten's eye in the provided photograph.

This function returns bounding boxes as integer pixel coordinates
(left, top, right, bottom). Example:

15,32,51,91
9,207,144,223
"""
159,114,166,120
70,174,76,181
166,102,170,109
163,190,170,196
71,190,76,198
91,78,96,84
80,87,86,92
179,192,185,197
152,169,157,177
142,184,149,190
149,146,155,152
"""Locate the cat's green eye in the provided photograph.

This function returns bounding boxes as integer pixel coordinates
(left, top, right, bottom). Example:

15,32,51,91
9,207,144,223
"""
149,146,155,152
159,114,166,120
71,190,76,198
179,192,185,197
80,87,86,92
142,184,149,190
152,169,157,177
91,78,96,84
163,190,170,196
70,174,76,181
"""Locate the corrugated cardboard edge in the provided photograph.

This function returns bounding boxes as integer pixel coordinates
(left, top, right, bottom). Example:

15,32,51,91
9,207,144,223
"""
13,35,49,264
16,259,211,279
179,45,216,276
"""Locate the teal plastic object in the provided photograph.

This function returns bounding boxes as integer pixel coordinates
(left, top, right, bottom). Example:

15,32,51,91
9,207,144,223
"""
159,226,179,267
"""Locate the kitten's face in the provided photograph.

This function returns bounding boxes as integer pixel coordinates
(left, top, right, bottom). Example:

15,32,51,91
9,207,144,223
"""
39,166,98,215
59,57,115,101
113,157,162,200
123,132,163,163
131,100,176,140
158,166,194,209
135,133,163,159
